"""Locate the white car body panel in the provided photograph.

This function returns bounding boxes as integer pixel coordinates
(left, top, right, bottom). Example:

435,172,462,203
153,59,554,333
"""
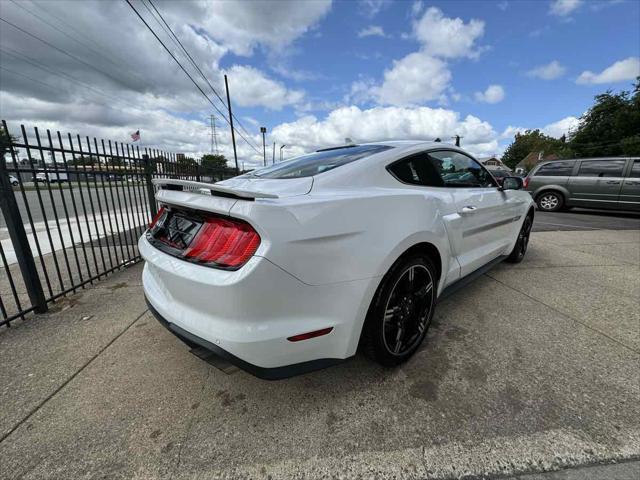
140,141,533,378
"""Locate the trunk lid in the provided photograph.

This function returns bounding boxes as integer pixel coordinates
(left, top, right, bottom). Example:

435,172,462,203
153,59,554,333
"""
215,176,313,198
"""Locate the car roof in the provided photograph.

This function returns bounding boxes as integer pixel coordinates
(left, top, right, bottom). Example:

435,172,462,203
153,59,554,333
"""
360,140,456,149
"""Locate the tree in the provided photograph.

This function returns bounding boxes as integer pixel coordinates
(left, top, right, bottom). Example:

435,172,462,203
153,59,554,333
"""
0,124,17,160
201,154,227,170
501,130,571,169
568,77,640,157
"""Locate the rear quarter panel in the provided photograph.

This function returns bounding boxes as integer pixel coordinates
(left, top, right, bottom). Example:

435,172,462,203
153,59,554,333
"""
230,188,455,288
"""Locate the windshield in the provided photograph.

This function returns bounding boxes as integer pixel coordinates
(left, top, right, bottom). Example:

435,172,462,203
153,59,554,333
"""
249,144,393,179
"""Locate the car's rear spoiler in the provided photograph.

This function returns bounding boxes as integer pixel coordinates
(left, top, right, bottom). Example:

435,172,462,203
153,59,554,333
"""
152,178,279,199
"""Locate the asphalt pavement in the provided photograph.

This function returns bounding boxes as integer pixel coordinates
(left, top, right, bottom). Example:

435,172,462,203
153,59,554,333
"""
533,208,640,232
0,228,638,479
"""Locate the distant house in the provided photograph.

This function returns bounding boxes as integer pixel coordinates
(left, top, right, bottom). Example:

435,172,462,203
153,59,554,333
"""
478,156,510,171
515,151,559,173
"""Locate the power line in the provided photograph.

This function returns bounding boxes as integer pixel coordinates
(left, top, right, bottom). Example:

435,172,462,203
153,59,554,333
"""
8,0,144,86
0,16,131,89
0,47,126,107
143,0,261,150
11,0,205,116
123,0,261,155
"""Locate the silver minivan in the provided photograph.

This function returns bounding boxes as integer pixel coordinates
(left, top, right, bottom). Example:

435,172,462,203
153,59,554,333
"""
525,157,640,212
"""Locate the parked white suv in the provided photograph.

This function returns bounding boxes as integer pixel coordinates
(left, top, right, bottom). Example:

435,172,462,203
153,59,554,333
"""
140,142,534,379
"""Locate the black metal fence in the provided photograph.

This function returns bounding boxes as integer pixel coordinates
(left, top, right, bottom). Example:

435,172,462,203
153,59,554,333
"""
0,121,236,327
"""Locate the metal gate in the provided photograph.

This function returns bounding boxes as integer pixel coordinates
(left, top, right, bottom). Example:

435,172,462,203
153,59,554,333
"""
0,121,235,326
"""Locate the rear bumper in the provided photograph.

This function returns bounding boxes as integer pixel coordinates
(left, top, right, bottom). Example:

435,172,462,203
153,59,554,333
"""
139,235,378,376
146,298,348,380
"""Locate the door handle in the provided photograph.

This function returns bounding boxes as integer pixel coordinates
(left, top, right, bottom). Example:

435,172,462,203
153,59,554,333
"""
460,206,477,214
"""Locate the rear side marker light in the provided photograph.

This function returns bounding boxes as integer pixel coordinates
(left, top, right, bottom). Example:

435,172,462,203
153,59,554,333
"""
149,207,166,228
523,177,530,189
287,327,333,342
184,217,260,269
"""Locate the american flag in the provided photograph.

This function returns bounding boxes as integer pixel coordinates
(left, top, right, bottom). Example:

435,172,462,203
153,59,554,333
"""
131,130,140,142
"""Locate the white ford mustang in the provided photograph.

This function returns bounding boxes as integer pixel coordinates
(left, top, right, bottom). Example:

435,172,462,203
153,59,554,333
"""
140,141,534,379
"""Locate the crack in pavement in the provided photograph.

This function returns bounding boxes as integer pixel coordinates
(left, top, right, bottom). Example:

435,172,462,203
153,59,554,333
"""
169,367,211,480
0,308,149,445
484,273,639,356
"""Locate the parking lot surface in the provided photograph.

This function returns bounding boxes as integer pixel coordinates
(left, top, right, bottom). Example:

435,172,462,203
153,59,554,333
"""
533,208,640,232
0,223,638,479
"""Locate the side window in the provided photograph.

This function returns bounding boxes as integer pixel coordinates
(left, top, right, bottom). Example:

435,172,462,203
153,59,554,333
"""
628,160,640,178
534,161,574,176
428,151,497,188
387,153,444,187
578,160,625,177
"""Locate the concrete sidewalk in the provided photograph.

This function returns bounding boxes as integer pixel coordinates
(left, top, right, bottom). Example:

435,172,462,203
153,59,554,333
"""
1,229,638,479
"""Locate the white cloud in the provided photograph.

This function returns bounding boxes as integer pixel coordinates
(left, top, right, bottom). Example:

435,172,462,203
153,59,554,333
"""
358,0,392,18
358,25,386,38
474,85,505,104
590,0,624,11
185,0,332,56
372,52,452,105
411,1,424,17
222,65,304,110
500,116,580,142
0,0,326,168
1,91,264,165
359,7,484,106
541,116,580,138
499,126,526,140
576,57,640,84
271,105,499,158
497,1,509,11
527,60,566,80
549,0,583,17
413,7,485,59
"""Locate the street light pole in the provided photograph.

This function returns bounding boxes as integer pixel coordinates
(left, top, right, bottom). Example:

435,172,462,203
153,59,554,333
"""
272,142,275,164
279,144,287,162
260,127,267,167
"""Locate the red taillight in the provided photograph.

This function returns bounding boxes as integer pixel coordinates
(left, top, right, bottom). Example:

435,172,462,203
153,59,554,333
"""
184,217,260,268
149,207,166,228
523,177,530,189
287,327,333,342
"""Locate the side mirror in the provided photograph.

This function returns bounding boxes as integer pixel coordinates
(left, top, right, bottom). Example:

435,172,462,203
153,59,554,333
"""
501,176,523,191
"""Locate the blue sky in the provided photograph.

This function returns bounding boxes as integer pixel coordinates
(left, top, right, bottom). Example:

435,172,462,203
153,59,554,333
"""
1,0,638,165
235,0,640,155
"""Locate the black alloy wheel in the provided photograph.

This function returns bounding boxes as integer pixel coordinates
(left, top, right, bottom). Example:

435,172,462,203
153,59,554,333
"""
506,214,533,263
362,255,437,366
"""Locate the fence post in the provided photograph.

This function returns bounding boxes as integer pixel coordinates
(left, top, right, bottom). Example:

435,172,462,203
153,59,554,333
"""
196,164,201,182
143,154,157,218
0,153,47,313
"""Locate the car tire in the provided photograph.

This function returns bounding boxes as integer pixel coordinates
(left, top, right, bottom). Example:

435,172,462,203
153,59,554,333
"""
536,191,563,212
11,181,18,186
506,214,533,264
361,254,437,367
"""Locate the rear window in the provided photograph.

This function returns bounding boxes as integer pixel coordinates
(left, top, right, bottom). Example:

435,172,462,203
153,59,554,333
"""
249,144,393,179
577,159,625,177
534,161,574,176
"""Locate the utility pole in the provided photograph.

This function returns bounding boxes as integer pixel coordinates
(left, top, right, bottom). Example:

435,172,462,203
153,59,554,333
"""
224,74,239,174
260,127,267,166
210,115,219,154
272,142,275,164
